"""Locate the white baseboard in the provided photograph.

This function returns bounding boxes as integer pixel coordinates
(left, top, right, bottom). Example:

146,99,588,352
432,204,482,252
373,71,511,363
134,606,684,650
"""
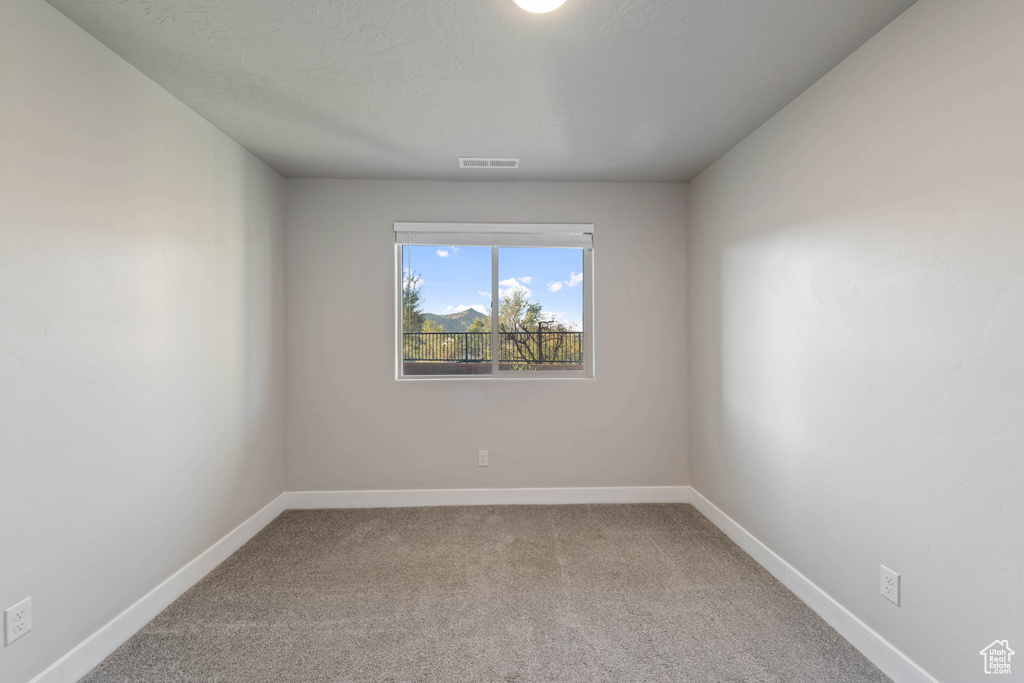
687,487,939,683
286,485,691,509
29,493,288,683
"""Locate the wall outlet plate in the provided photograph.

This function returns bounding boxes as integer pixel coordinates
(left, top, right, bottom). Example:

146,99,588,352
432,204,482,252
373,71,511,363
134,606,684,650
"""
880,565,900,606
4,597,32,646
478,450,488,467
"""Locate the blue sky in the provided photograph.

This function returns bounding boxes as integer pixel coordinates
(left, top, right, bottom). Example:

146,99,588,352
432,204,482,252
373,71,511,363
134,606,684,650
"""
403,245,584,329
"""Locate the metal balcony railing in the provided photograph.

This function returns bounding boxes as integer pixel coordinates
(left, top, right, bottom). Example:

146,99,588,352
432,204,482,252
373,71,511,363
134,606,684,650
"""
403,331,583,365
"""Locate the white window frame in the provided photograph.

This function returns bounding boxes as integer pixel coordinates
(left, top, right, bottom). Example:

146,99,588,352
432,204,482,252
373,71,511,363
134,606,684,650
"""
395,222,594,380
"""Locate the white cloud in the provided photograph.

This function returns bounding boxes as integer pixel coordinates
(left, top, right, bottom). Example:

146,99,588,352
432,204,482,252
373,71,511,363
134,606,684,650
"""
546,271,582,292
436,249,449,258
478,290,491,298
498,277,532,299
520,276,532,284
547,311,579,329
544,272,584,292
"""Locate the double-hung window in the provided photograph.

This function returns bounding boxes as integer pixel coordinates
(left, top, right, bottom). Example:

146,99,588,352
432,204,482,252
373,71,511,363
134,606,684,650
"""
395,223,593,379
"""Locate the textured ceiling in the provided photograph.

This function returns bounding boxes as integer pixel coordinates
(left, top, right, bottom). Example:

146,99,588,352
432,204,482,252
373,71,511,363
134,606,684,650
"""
46,0,915,181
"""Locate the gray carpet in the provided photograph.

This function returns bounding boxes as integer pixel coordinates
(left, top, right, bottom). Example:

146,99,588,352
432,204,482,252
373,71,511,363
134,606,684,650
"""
81,505,890,682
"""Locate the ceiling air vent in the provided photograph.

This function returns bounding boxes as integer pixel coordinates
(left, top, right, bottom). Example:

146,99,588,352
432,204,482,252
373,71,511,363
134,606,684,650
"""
459,157,520,169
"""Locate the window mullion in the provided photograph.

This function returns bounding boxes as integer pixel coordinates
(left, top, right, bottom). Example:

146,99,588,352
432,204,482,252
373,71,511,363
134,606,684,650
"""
584,247,593,377
491,246,499,375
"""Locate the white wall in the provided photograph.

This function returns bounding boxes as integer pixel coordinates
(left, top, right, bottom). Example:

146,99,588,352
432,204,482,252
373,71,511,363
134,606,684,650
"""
0,2,286,681
287,180,687,492
688,1,1024,680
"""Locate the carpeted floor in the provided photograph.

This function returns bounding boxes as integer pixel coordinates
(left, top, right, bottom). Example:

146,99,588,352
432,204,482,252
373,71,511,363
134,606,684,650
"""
81,504,891,682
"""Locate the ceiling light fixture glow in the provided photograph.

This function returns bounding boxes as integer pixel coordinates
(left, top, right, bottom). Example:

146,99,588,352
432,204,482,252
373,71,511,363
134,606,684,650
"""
514,0,568,13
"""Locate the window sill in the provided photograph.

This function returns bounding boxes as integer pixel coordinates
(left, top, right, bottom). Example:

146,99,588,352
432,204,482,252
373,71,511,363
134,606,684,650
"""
396,373,595,381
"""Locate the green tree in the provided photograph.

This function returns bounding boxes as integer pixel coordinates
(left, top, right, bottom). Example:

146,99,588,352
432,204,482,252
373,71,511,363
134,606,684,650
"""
498,289,542,333
498,289,575,367
467,315,490,334
402,272,428,361
402,272,425,333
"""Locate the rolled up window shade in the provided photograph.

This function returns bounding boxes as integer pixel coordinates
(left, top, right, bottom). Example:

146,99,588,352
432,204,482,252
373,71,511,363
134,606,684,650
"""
394,223,593,249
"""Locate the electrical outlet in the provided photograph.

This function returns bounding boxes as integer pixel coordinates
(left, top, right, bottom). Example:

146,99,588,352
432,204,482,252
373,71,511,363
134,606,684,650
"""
4,597,32,646
478,450,488,467
880,565,900,606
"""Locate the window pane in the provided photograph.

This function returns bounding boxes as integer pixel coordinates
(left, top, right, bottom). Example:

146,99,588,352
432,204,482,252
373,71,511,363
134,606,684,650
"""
497,247,585,373
402,245,492,376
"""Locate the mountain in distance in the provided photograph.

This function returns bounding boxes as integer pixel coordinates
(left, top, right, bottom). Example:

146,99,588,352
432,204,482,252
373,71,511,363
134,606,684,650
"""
422,308,489,332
